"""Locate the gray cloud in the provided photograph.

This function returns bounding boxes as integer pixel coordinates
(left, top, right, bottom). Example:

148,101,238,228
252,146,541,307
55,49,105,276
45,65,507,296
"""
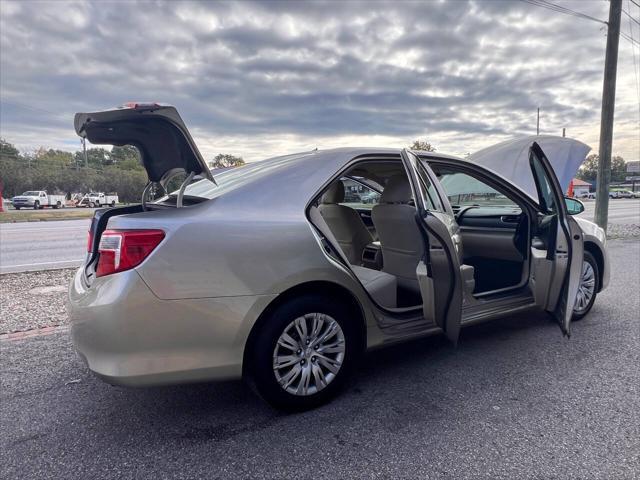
0,0,638,160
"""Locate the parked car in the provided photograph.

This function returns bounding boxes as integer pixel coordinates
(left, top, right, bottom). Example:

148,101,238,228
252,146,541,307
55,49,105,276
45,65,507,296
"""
609,189,634,199
68,104,609,410
11,190,65,210
76,192,119,208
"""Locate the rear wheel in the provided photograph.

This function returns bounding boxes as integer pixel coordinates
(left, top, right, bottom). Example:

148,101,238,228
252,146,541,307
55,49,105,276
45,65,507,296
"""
15,207,20,210
248,294,359,411
572,251,599,320
111,201,116,207
88,201,95,208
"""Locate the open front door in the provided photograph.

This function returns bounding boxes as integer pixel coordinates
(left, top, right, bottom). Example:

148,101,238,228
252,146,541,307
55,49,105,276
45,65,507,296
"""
529,143,584,336
401,149,464,344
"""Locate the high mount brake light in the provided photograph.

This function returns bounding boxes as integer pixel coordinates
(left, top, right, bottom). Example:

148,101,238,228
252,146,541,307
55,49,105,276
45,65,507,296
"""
121,102,160,110
96,229,165,277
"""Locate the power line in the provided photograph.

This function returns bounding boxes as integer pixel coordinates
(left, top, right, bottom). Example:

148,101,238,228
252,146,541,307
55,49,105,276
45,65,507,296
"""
519,0,608,25
630,0,639,8
621,30,640,46
623,9,640,27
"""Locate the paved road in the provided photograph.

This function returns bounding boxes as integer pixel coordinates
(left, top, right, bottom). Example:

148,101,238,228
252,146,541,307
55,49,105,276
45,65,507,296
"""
1,239,638,479
579,198,640,224
0,220,89,274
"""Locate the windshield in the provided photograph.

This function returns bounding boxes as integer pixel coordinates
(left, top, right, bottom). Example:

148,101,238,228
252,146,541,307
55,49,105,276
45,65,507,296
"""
21,191,41,196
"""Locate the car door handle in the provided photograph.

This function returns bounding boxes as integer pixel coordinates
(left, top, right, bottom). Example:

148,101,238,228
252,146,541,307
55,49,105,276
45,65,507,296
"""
500,215,520,224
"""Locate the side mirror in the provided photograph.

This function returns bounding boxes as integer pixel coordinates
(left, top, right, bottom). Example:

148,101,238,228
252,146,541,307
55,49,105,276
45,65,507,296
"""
564,196,584,215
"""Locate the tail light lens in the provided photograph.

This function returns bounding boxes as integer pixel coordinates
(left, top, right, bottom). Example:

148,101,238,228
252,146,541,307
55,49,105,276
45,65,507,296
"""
86,229,94,253
96,229,165,277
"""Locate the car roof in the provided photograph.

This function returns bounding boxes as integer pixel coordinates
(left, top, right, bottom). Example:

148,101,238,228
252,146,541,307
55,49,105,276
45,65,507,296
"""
203,147,466,215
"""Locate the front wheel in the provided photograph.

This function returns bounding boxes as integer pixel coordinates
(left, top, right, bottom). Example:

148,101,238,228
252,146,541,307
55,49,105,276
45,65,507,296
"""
248,295,360,411
15,207,20,210
33,201,40,210
572,251,599,321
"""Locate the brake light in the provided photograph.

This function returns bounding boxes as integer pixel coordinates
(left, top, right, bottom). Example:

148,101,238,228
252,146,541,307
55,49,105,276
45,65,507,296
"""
87,229,94,252
96,229,165,277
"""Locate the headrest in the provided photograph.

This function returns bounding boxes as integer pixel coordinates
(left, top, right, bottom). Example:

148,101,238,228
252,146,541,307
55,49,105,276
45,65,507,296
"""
380,175,412,204
321,181,345,204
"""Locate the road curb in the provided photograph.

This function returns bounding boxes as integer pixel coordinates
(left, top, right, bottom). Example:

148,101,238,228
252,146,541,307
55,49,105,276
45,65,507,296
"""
0,325,69,341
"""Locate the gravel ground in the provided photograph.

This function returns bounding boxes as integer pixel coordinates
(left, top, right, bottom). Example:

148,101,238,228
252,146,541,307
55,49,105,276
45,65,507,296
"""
0,268,75,334
607,223,640,238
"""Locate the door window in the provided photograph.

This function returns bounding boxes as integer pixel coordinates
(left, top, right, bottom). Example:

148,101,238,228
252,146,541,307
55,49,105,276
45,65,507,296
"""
339,178,381,209
434,169,518,208
530,152,557,214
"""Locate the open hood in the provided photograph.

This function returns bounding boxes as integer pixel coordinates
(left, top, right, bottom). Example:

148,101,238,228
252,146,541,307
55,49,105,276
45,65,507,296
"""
468,135,591,200
74,103,214,184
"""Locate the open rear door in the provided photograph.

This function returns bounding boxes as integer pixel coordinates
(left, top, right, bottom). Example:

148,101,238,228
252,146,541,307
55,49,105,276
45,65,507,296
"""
401,149,464,344
529,143,584,336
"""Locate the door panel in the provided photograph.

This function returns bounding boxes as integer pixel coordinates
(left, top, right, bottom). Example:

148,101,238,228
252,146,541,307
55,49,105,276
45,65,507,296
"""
529,143,583,336
401,149,464,343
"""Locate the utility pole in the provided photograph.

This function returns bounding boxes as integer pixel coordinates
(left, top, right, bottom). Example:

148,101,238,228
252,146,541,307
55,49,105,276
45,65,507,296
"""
562,127,566,138
594,0,622,231
536,107,540,135
82,137,88,169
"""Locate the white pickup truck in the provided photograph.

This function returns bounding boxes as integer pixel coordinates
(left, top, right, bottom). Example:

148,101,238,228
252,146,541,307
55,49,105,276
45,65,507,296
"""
11,191,66,210
76,192,119,208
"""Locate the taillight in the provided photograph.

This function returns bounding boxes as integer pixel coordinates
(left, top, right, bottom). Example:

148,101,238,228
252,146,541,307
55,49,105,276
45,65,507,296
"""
96,229,165,277
87,229,94,253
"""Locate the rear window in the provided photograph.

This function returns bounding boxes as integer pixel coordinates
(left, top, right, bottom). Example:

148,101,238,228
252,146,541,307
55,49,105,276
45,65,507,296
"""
174,152,313,201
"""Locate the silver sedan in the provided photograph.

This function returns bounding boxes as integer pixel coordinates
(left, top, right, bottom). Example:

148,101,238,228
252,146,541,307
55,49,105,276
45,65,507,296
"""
68,104,609,410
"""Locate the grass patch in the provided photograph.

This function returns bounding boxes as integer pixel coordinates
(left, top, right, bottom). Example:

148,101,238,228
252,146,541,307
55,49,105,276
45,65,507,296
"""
0,208,95,223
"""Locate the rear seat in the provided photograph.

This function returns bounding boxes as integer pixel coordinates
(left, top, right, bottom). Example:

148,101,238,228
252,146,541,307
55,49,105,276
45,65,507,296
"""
351,265,397,308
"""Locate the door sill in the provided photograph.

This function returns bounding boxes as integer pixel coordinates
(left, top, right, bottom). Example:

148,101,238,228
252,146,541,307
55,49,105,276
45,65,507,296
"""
461,290,536,326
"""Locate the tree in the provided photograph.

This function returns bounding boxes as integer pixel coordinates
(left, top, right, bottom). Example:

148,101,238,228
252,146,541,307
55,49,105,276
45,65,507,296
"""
409,140,436,152
110,145,140,166
209,153,245,169
577,154,626,182
0,139,20,158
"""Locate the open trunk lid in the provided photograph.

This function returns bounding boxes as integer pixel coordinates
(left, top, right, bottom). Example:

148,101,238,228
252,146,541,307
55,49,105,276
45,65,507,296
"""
74,103,214,184
468,135,591,200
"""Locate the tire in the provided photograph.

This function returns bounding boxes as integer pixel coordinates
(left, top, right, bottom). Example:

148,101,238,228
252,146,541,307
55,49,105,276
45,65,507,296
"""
15,207,20,210
53,201,61,209
88,202,95,208
33,201,40,210
572,251,599,321
248,294,360,411
111,201,116,207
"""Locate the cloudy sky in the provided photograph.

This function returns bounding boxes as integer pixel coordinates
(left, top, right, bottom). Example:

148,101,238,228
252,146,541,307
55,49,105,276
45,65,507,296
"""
1,0,638,162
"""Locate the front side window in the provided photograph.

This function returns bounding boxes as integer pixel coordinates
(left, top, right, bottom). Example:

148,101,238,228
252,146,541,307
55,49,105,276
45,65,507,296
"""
530,154,557,214
435,169,518,208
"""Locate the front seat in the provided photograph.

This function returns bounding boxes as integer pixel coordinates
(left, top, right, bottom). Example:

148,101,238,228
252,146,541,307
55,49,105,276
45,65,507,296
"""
372,175,424,293
318,181,374,265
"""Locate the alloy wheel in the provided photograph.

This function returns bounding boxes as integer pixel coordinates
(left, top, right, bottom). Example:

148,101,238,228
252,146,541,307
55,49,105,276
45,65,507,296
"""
574,260,596,315
272,313,346,396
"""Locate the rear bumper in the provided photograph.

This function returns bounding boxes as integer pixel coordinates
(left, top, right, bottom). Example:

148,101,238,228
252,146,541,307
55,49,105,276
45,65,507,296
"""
67,267,276,386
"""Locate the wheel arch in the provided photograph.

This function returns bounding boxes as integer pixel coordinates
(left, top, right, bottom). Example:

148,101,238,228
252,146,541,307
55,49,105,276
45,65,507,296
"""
584,241,605,293
242,280,366,377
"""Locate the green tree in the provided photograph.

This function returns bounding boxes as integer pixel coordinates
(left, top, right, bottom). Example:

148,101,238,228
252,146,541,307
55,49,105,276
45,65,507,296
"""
209,153,245,169
577,154,626,182
0,139,20,158
110,145,141,166
73,147,110,168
